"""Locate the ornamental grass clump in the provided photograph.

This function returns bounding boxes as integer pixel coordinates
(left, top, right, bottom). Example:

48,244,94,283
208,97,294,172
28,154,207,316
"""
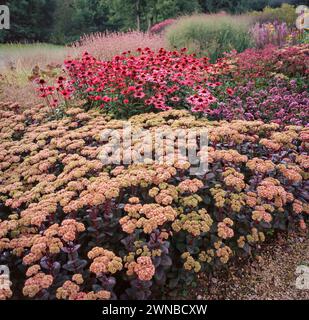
166,14,253,62
73,31,167,61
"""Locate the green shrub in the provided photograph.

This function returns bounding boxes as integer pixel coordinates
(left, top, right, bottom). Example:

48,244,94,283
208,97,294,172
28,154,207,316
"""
250,3,297,26
166,14,253,62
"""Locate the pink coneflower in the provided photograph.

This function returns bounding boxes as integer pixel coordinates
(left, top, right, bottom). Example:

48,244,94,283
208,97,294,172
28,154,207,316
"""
134,91,146,99
171,96,180,102
61,90,71,98
102,96,111,102
128,86,136,93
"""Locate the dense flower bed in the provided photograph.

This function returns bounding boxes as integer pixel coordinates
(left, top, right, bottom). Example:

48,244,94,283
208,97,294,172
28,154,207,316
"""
37,48,228,117
210,44,309,126
1,43,308,300
230,44,309,80
0,103,308,300
38,44,308,125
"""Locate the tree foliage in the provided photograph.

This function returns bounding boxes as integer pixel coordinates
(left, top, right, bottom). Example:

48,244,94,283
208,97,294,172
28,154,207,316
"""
0,0,302,44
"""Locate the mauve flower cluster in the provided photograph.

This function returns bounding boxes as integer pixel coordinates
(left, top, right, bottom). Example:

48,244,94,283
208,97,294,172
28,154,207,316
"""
210,78,309,126
250,21,298,49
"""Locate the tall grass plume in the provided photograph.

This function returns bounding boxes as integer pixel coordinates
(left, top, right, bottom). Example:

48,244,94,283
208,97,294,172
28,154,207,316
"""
166,13,253,62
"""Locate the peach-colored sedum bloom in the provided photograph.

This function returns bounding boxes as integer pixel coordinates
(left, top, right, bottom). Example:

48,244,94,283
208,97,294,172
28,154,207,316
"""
23,272,53,298
126,256,155,281
217,218,234,239
88,247,123,275
252,206,273,223
0,288,13,300
177,179,204,194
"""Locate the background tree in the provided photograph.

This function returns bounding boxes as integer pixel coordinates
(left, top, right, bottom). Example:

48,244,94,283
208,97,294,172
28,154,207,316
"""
198,0,258,13
145,0,201,30
0,0,304,44
51,0,111,44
